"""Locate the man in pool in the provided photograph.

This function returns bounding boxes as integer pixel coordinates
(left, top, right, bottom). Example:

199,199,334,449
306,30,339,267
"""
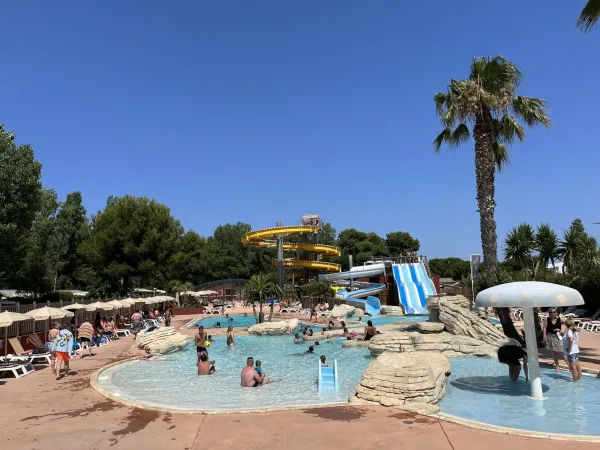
498,344,528,382
241,356,264,387
197,352,216,375
195,326,208,360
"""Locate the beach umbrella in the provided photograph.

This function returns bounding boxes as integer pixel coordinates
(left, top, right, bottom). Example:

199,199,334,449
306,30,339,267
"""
60,303,88,310
25,306,73,320
85,301,114,312
119,298,137,306
106,300,124,309
0,311,34,356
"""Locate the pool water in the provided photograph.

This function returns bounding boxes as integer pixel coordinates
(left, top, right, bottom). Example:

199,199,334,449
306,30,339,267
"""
439,358,600,436
196,315,260,329
97,334,372,411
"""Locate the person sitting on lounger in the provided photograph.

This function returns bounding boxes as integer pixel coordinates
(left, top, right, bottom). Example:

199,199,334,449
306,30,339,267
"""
198,352,216,375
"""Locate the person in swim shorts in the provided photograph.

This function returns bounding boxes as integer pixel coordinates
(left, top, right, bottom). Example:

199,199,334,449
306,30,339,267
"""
198,352,216,375
498,344,528,382
195,325,208,360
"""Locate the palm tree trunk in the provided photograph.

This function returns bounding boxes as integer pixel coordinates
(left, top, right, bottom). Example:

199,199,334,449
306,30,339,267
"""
473,112,499,286
474,111,523,346
252,303,258,324
268,302,274,322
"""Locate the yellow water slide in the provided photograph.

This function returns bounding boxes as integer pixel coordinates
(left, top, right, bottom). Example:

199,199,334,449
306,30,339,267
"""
241,225,341,273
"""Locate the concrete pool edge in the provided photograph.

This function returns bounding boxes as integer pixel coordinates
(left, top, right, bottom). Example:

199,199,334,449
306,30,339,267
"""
430,411,600,443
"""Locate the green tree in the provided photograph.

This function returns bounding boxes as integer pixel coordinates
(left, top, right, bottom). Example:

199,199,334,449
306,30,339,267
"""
301,281,334,304
429,257,471,279
53,191,88,289
21,188,59,297
433,55,550,287
169,230,208,287
0,125,43,287
577,0,600,31
535,223,559,278
78,195,183,295
504,223,536,279
338,228,387,266
319,222,337,246
245,273,281,323
385,231,420,255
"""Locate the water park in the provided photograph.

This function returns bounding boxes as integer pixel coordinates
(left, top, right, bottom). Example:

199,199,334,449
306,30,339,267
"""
58,215,596,443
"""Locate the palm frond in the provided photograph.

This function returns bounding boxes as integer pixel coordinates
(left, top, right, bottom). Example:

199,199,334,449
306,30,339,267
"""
492,141,510,172
494,114,525,144
434,93,450,117
432,124,470,151
577,0,600,31
512,96,551,128
471,55,523,94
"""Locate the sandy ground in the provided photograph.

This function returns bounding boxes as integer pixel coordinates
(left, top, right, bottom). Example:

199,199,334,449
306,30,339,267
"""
1,313,599,450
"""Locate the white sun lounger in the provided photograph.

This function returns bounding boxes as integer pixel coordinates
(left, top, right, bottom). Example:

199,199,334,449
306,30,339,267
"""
8,338,52,365
280,307,299,313
0,362,30,379
115,328,131,337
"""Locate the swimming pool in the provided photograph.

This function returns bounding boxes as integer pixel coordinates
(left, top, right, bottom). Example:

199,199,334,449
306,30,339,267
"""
196,315,260,329
439,357,600,436
97,334,372,411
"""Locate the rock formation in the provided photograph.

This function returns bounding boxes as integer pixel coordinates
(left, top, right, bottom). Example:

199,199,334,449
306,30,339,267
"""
342,340,369,348
349,352,451,413
352,308,364,319
380,305,404,316
368,331,499,358
330,304,355,319
426,294,470,322
248,318,298,336
415,322,445,333
438,299,508,347
136,327,192,354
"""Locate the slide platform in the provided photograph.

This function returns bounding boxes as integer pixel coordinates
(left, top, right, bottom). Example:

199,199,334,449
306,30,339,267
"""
318,359,339,392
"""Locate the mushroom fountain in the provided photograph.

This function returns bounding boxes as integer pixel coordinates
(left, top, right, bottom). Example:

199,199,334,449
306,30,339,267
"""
476,281,584,400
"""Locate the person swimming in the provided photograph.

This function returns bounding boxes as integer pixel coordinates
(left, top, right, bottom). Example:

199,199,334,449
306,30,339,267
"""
293,333,303,344
214,321,221,328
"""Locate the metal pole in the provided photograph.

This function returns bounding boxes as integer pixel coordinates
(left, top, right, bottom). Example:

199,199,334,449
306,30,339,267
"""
277,237,285,294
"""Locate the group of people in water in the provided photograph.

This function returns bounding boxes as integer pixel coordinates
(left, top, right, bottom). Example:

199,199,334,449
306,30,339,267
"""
497,310,582,382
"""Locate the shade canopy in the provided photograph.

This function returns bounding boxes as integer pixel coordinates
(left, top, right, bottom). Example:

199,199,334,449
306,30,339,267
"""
60,303,88,310
0,311,34,327
476,281,584,308
119,298,137,306
25,306,74,320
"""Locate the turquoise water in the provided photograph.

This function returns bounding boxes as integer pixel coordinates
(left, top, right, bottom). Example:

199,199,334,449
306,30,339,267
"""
439,358,600,436
197,315,259,329
97,334,372,411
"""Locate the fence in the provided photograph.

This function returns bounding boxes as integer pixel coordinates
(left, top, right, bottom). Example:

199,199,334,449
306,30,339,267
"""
0,295,169,341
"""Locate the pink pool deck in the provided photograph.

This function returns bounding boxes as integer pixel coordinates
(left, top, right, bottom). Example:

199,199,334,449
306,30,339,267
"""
1,316,599,450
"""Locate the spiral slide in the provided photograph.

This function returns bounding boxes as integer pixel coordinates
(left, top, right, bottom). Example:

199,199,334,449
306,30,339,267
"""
241,225,341,272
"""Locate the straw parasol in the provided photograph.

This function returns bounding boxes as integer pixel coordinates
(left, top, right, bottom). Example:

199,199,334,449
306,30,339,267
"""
85,301,114,312
119,298,137,306
0,311,34,356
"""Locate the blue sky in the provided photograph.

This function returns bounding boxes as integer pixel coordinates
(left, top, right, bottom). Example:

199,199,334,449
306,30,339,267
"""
1,1,598,258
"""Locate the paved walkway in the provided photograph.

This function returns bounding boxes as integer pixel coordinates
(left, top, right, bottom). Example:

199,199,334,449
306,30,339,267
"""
1,316,599,449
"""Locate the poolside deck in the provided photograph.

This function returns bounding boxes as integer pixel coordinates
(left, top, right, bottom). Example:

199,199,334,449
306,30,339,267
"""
1,313,599,449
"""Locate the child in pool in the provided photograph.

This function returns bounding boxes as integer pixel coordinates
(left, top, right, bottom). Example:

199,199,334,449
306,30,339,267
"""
255,360,263,376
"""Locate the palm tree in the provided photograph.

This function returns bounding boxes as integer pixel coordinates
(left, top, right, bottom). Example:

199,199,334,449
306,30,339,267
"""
245,273,281,323
559,226,584,274
577,0,600,31
535,223,559,278
433,56,549,346
504,223,535,279
433,56,550,286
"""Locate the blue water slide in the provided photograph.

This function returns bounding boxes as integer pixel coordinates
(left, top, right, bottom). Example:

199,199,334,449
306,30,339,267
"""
414,263,437,296
408,264,427,309
318,359,339,392
339,287,384,315
397,264,427,314
392,264,413,314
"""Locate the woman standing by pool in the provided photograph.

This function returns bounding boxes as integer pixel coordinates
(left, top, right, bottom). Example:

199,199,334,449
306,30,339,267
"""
563,318,582,381
226,325,235,347
543,308,563,370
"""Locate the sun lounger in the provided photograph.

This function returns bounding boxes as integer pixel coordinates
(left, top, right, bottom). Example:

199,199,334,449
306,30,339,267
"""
280,307,299,313
203,309,220,315
0,361,31,378
115,328,131,337
317,311,331,317
8,338,52,365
